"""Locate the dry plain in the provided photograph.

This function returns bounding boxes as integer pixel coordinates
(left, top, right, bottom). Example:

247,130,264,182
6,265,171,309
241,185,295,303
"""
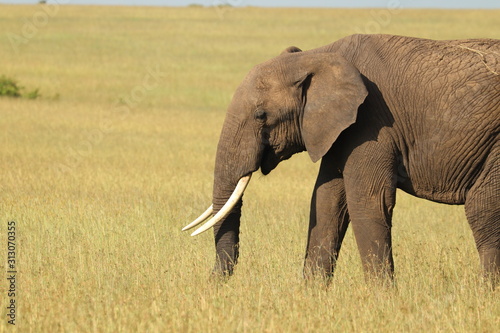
0,4,499,332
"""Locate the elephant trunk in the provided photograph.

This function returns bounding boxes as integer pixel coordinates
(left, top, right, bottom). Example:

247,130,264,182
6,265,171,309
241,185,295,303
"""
184,109,260,275
183,175,250,275
210,132,254,275
212,196,243,275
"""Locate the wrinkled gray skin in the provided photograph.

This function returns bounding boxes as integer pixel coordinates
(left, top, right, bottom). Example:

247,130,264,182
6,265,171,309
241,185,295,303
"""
207,34,499,281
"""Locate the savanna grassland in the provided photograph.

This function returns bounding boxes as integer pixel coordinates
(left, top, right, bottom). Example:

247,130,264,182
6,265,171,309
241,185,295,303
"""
0,4,499,332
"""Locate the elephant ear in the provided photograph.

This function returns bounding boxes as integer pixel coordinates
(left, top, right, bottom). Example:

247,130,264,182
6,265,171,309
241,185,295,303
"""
288,52,368,162
281,46,302,54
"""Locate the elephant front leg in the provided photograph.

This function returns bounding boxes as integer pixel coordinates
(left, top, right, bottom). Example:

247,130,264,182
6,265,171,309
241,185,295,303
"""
343,147,397,282
304,161,349,280
344,186,396,282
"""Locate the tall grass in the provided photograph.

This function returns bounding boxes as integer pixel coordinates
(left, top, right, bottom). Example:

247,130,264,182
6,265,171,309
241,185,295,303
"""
0,5,499,332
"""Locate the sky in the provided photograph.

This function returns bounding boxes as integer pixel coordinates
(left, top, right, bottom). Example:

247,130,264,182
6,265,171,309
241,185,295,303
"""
0,0,499,9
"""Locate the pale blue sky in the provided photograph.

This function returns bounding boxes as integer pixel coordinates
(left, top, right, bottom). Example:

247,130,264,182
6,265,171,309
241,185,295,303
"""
0,0,499,9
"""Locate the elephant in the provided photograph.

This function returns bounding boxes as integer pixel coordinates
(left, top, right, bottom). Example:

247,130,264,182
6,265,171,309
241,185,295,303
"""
183,34,500,282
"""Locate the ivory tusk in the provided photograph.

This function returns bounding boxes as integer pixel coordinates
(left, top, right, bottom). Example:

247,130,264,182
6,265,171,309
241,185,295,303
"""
182,205,213,231
190,174,252,236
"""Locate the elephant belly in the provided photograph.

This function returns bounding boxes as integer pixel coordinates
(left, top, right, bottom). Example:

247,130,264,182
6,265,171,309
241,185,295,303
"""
399,142,489,205
394,98,500,204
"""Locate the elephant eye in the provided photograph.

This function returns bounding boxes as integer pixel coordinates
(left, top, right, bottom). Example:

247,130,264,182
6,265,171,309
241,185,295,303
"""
254,109,267,121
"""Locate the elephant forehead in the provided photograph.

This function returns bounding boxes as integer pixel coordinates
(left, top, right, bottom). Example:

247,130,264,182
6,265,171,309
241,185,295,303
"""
230,83,262,111
235,72,276,101
248,59,285,84
232,58,297,109
236,81,291,110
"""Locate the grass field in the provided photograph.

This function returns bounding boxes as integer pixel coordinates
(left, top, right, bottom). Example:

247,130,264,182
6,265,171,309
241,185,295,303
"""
1,4,499,332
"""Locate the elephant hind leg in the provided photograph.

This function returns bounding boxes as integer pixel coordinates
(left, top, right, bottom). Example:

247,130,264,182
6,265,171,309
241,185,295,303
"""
465,146,499,281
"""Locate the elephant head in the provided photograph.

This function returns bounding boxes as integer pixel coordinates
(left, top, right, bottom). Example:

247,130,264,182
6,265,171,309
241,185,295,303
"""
183,47,368,275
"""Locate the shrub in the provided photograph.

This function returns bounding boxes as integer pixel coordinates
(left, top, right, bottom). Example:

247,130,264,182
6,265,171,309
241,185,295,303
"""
0,76,22,98
0,75,41,99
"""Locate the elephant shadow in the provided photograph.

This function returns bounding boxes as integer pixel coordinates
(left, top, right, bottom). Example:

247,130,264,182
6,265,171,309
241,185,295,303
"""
320,75,415,194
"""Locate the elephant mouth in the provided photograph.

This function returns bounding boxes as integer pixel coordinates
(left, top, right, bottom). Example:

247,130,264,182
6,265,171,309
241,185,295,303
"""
260,143,306,175
260,145,280,175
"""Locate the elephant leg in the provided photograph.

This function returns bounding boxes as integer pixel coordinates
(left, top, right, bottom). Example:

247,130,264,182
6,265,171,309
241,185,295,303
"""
465,145,499,281
343,148,397,281
304,158,349,279
346,185,396,280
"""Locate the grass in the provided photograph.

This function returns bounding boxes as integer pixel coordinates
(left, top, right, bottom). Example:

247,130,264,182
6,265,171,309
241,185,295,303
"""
0,4,499,332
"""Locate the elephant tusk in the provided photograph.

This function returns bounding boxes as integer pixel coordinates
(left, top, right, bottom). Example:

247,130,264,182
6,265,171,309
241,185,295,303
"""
190,174,252,236
182,205,213,231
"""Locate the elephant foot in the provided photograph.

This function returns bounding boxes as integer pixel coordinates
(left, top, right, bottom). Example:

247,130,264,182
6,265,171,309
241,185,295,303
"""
303,255,336,285
478,248,500,289
209,269,232,284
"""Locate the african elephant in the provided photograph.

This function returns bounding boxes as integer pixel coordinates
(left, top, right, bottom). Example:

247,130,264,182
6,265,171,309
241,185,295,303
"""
183,34,499,282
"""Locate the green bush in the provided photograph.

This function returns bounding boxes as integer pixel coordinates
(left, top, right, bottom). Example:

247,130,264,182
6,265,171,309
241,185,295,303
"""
0,75,41,99
0,76,22,98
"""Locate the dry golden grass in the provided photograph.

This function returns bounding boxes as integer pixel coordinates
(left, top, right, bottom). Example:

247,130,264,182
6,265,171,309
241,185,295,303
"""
0,4,499,332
